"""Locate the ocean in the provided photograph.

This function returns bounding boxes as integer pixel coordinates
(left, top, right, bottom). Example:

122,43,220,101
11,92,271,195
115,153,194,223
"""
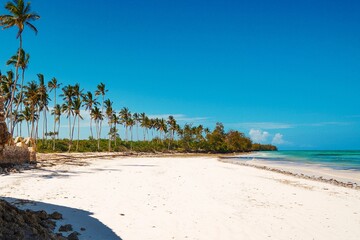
236,150,360,171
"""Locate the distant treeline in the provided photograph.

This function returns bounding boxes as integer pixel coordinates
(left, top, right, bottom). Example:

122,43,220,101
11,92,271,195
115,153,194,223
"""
37,122,277,153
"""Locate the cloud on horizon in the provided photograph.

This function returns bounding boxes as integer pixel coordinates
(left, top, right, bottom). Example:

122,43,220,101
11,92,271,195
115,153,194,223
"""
249,129,270,143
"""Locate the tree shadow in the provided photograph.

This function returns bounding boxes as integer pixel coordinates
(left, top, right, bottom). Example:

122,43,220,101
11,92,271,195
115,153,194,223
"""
1,197,122,240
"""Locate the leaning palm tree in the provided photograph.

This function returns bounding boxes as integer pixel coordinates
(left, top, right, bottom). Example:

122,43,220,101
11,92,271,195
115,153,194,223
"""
48,77,61,149
91,106,103,151
82,91,98,139
0,0,40,122
95,82,108,139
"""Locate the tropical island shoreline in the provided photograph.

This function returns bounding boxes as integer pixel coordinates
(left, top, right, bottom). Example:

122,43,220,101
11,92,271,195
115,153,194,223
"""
1,153,360,239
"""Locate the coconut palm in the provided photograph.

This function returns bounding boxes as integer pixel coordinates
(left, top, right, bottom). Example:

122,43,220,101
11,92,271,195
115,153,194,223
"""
82,91,98,139
104,99,113,151
72,97,83,151
139,112,147,141
60,85,74,150
167,115,177,149
23,80,39,142
37,73,49,141
0,0,40,122
6,48,30,116
95,82,108,139
48,77,61,149
111,113,120,146
119,107,130,141
22,105,31,136
51,104,61,150
91,106,103,151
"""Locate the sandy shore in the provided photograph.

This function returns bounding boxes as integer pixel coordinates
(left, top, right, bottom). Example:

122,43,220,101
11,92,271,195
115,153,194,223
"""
1,155,360,239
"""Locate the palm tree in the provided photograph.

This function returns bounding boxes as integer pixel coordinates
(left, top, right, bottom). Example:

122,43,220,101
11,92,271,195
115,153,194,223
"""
48,77,61,149
0,70,16,126
91,106,103,151
60,85,74,151
22,105,31,136
139,112,147,141
0,0,40,122
111,113,120,146
82,91,98,139
95,82,107,140
37,73,49,142
72,97,83,151
133,112,140,141
7,48,30,116
23,80,39,143
167,115,177,149
119,107,130,141
51,104,61,150
104,99,113,151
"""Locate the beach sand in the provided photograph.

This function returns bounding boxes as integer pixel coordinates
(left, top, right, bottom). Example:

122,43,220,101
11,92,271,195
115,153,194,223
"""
1,155,360,239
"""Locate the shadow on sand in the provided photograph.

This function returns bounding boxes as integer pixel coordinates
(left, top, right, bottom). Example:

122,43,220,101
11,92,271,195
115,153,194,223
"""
1,197,122,240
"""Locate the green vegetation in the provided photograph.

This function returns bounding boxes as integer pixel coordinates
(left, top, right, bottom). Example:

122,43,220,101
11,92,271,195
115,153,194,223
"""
1,1,277,154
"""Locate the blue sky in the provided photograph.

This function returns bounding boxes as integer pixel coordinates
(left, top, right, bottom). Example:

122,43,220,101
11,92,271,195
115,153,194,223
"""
1,0,360,150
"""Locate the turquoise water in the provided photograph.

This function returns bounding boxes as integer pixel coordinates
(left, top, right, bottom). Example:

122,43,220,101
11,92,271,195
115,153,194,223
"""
237,150,360,171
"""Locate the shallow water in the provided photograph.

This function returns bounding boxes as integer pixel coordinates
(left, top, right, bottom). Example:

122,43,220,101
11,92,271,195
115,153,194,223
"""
236,150,360,171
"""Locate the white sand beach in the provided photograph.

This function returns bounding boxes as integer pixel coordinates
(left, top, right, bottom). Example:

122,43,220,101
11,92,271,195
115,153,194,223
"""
1,155,360,240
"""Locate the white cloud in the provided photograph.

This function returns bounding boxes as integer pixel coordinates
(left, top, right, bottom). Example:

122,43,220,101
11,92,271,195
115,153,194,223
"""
271,133,285,145
249,129,270,143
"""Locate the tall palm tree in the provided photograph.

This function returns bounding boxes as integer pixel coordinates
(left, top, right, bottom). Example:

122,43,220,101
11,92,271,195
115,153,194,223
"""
51,104,61,150
133,112,140,141
111,113,120,146
48,77,61,149
7,48,30,116
104,99,113,151
82,91,98,139
23,80,39,143
167,115,177,149
139,112,147,141
37,73,49,141
119,107,130,141
60,85,74,151
95,82,107,139
0,0,40,122
22,105,31,137
72,97,83,151
91,106,103,151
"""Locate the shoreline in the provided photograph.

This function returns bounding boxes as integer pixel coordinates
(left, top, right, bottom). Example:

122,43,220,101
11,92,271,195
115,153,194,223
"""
219,156,360,190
